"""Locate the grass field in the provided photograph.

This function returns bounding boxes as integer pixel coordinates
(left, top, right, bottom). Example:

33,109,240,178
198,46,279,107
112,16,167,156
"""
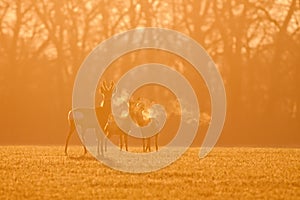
0,146,299,199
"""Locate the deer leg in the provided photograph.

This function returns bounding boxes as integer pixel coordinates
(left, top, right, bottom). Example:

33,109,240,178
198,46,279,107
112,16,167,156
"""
147,138,151,152
100,137,103,155
124,134,128,151
97,138,100,155
102,132,109,154
97,137,104,156
83,146,87,155
155,135,158,151
120,134,123,150
81,131,87,155
105,135,108,152
65,125,75,156
104,125,109,152
143,138,146,152
145,138,150,152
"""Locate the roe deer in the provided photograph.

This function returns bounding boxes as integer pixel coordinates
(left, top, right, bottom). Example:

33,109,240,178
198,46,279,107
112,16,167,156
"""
64,81,115,156
130,98,159,152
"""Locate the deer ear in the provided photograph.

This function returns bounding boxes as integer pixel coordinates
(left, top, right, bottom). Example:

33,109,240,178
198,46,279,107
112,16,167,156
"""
100,86,104,93
103,80,109,91
110,81,115,90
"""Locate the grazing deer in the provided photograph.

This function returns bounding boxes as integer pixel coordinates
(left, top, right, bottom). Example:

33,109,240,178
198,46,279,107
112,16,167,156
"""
64,81,115,156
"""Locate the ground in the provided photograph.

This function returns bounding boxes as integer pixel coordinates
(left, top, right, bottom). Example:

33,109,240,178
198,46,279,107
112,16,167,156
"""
0,146,299,199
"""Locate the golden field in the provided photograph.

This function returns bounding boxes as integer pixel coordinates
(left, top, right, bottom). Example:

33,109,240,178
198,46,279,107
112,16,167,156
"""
0,146,299,199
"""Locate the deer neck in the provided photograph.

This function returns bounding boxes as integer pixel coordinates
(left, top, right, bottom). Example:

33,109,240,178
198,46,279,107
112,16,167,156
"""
101,98,112,113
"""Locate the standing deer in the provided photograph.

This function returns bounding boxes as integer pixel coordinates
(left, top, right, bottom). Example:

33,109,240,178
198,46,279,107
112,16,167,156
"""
130,98,159,152
64,81,115,156
101,99,141,152
103,98,159,153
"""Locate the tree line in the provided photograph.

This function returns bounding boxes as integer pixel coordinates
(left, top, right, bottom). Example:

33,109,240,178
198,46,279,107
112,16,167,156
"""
0,0,299,145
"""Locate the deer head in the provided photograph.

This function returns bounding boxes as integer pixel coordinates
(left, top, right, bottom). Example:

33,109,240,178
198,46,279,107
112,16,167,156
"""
100,80,115,100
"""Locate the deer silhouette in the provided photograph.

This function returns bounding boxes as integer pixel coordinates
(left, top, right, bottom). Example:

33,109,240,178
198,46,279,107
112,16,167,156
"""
103,98,159,153
65,81,161,156
64,81,115,156
130,98,159,152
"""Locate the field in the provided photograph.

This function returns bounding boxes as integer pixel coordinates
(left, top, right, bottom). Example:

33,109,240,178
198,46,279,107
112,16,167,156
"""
0,146,299,199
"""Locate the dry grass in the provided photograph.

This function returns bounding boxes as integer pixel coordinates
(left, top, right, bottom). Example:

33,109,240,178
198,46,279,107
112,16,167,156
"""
0,146,299,199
